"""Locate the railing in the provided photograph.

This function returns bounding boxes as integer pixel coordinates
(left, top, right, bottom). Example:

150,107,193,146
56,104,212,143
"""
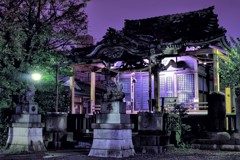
67,114,96,133
160,97,208,112
66,112,237,138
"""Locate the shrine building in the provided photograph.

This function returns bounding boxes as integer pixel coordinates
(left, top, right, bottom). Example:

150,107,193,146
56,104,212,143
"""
67,6,232,115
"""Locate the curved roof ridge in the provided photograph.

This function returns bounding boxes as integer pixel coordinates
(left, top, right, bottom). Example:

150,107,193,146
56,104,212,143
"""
124,6,215,23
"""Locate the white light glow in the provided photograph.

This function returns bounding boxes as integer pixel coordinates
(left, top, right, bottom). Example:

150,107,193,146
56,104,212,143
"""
32,73,41,81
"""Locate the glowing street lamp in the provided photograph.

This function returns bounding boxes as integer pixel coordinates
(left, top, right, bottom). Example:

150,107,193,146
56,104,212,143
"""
31,72,42,81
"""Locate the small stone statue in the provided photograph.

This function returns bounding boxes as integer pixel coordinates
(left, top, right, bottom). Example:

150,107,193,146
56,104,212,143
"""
103,80,125,102
22,84,36,103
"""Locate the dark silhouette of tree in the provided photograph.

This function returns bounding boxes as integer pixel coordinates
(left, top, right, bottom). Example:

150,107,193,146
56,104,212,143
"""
0,0,90,109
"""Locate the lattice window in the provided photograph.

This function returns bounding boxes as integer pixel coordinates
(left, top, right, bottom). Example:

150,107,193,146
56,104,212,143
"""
177,74,195,103
142,76,149,110
160,76,166,97
134,75,142,110
160,75,174,98
120,78,131,110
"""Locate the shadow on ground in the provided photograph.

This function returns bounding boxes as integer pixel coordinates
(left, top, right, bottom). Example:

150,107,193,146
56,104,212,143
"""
1,148,240,160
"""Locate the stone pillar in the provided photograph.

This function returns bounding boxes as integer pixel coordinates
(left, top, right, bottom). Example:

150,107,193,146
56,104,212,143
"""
207,92,226,132
6,84,46,152
133,112,169,154
44,112,69,149
88,101,135,158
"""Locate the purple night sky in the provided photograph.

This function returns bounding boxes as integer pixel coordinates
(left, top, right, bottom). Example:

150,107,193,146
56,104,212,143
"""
85,0,240,43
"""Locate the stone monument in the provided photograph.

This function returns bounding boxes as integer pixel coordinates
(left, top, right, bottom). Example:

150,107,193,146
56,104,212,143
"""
207,91,226,132
133,112,170,154
44,112,71,149
6,84,46,152
88,78,135,158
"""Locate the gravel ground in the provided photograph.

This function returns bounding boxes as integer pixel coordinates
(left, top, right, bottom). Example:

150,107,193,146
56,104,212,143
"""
2,149,240,160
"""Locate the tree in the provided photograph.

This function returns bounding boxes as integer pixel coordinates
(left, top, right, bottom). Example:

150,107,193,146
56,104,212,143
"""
0,0,90,109
219,37,240,89
0,0,90,147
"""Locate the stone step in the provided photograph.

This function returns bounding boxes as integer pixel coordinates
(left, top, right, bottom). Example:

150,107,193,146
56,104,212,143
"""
191,139,221,145
192,139,240,145
192,144,219,150
220,144,240,151
192,144,240,151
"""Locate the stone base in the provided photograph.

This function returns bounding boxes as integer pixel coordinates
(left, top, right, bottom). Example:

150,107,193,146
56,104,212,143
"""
192,143,240,151
44,132,75,149
6,126,46,153
46,112,67,132
191,132,240,151
89,129,135,158
207,132,231,143
142,146,163,154
89,101,135,158
138,112,163,134
133,135,170,154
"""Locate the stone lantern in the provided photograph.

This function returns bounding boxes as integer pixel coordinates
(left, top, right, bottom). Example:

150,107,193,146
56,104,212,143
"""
88,76,135,158
6,75,46,152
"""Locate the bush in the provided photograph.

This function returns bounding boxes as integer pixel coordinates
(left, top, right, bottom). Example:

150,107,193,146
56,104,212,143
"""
172,103,191,147
0,108,14,148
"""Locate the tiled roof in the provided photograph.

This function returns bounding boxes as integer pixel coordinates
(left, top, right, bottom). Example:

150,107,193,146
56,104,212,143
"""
123,6,226,45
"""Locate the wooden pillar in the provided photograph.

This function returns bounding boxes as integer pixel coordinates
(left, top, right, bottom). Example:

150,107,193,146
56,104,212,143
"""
154,71,160,112
213,54,220,92
148,57,152,112
225,87,232,113
194,60,199,108
130,75,135,113
90,72,96,115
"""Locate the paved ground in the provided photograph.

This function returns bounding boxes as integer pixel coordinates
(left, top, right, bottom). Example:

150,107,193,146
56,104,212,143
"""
1,148,240,160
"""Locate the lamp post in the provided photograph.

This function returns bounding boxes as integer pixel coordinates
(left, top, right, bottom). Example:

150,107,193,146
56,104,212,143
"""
56,64,59,112
55,62,69,112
